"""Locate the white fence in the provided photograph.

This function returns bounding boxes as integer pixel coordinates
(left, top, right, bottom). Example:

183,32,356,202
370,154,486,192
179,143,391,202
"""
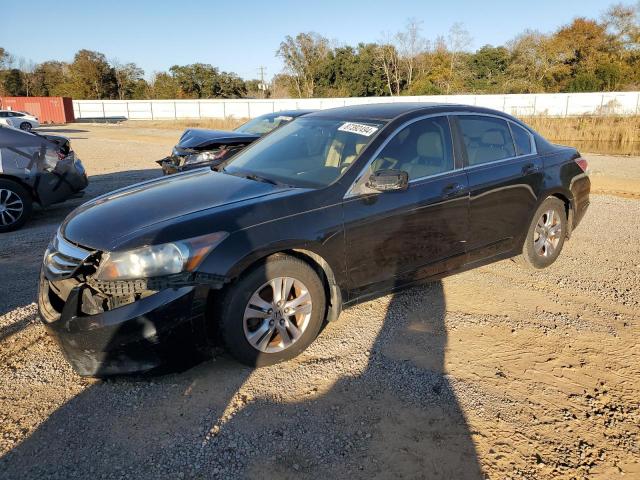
73,91,640,120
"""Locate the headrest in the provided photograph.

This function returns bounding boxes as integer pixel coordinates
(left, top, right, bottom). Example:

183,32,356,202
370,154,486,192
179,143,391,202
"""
417,132,443,158
481,130,504,146
354,139,367,155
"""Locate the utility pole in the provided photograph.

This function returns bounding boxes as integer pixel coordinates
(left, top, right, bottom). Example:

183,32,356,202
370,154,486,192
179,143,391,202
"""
257,66,267,98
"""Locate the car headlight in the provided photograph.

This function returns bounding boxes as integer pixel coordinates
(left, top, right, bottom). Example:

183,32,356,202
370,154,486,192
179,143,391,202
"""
94,232,228,281
183,150,224,165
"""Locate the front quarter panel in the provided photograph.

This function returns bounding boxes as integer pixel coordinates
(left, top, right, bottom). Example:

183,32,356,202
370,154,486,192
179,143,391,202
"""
197,197,347,289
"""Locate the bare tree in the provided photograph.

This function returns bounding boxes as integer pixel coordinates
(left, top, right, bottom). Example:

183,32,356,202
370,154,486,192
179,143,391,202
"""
395,18,429,88
375,33,402,96
18,58,37,96
445,23,472,94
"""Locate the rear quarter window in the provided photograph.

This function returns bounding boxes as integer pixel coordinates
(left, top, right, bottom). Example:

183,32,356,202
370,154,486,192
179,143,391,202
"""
510,123,533,156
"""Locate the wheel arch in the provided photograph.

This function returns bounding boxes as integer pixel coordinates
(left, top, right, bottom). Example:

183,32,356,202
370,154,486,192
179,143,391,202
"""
544,189,574,238
214,246,344,324
0,174,36,201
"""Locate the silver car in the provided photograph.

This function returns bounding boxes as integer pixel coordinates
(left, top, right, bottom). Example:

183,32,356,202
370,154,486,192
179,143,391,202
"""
0,124,88,231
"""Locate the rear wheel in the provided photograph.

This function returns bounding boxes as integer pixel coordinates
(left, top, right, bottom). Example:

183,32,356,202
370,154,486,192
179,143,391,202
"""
0,179,33,232
19,122,32,132
218,254,326,367
516,197,567,269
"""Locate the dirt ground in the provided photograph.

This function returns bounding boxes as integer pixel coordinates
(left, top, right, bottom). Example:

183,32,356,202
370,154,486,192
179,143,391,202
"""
0,123,638,479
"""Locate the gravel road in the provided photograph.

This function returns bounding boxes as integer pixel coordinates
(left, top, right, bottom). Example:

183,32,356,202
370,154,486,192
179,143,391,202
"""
0,124,638,479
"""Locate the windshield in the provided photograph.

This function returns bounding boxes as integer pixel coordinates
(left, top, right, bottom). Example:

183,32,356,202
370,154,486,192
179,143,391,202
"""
234,113,296,135
224,117,385,188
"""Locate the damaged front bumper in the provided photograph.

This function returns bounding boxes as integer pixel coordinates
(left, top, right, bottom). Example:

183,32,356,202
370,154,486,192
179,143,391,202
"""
38,238,227,376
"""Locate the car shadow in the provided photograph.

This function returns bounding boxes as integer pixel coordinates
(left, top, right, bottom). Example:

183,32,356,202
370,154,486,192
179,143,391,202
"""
0,280,483,479
34,128,89,134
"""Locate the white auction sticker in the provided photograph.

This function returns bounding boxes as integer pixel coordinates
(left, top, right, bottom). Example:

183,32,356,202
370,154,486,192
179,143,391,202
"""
338,122,379,137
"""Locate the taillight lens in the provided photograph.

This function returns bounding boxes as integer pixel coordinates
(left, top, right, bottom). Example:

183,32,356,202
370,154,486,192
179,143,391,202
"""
575,157,588,172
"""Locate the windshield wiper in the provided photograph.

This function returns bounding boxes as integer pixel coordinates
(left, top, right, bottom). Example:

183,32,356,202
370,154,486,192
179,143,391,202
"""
242,173,279,186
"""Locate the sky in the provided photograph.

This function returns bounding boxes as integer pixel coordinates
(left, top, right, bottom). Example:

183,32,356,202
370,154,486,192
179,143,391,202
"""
2,0,618,80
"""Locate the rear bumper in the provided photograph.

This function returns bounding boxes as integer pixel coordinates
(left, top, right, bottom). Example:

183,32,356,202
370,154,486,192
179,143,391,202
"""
38,275,210,377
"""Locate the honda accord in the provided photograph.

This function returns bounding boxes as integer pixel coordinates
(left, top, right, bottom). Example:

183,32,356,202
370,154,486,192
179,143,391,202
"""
38,103,590,376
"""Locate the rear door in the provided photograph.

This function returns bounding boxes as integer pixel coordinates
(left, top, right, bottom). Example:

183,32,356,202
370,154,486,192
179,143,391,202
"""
453,114,543,262
342,115,469,299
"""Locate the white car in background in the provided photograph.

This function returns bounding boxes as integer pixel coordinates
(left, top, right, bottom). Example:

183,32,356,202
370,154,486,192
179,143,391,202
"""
0,110,40,131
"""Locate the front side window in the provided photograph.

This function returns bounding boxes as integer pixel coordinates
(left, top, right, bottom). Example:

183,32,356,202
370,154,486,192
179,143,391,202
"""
225,117,385,188
458,116,515,166
371,116,454,181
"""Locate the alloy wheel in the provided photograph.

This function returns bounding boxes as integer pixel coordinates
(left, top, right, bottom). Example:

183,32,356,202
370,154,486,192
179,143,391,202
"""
533,209,562,257
0,189,24,227
19,122,32,132
243,276,313,353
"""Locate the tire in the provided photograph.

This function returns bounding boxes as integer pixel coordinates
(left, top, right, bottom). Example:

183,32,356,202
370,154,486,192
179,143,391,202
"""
0,179,33,232
19,122,32,132
218,254,326,367
515,197,567,269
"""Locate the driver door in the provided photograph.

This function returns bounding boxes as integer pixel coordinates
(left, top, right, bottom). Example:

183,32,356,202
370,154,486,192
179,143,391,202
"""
342,115,469,300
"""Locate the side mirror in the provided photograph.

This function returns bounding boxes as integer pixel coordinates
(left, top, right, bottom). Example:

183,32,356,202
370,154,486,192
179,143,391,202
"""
367,169,409,192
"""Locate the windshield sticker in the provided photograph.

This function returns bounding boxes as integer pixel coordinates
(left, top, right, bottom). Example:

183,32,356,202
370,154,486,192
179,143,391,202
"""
338,122,379,137
274,116,293,122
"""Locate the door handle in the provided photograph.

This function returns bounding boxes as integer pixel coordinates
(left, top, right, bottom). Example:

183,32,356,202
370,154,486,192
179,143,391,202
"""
442,183,465,198
522,163,541,175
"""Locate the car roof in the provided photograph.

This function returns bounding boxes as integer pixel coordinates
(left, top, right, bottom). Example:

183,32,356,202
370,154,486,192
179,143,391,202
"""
306,102,514,122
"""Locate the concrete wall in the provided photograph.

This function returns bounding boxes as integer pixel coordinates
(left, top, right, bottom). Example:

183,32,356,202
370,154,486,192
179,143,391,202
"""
73,91,640,120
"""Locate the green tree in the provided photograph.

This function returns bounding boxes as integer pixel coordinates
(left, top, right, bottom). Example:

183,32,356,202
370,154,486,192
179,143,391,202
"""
31,61,71,96
149,72,179,99
68,49,117,99
277,32,330,98
3,69,25,95
468,45,510,92
113,61,145,100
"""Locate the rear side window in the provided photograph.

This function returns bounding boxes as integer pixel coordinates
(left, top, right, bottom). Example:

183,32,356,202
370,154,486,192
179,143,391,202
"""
458,116,515,166
510,123,533,156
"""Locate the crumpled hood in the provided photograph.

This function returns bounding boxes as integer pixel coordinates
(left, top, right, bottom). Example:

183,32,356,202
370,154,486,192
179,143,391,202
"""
177,128,259,150
61,169,286,251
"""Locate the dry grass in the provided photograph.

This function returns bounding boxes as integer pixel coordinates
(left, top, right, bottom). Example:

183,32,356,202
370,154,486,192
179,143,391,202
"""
120,115,639,156
122,118,247,131
524,116,640,155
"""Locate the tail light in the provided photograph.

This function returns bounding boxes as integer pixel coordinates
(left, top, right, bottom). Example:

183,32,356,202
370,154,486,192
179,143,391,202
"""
575,157,588,172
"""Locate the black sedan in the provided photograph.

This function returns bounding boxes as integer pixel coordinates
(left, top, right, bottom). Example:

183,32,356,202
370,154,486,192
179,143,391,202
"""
157,110,315,174
39,103,590,376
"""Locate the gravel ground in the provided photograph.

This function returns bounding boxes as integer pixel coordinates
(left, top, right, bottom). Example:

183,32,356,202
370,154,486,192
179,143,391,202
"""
0,124,639,479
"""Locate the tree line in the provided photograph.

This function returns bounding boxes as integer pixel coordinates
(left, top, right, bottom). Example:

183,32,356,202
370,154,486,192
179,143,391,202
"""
0,2,638,100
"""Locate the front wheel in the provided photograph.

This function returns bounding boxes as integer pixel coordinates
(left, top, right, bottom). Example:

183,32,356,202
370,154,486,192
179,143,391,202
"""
218,254,326,367
516,197,567,269
19,122,32,132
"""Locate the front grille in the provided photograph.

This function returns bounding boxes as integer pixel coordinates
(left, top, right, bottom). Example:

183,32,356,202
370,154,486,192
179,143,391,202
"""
43,231,93,280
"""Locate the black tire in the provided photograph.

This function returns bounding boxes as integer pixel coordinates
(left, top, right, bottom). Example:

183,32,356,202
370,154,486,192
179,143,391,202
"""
515,197,567,269
218,254,326,367
19,122,32,132
0,179,33,232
